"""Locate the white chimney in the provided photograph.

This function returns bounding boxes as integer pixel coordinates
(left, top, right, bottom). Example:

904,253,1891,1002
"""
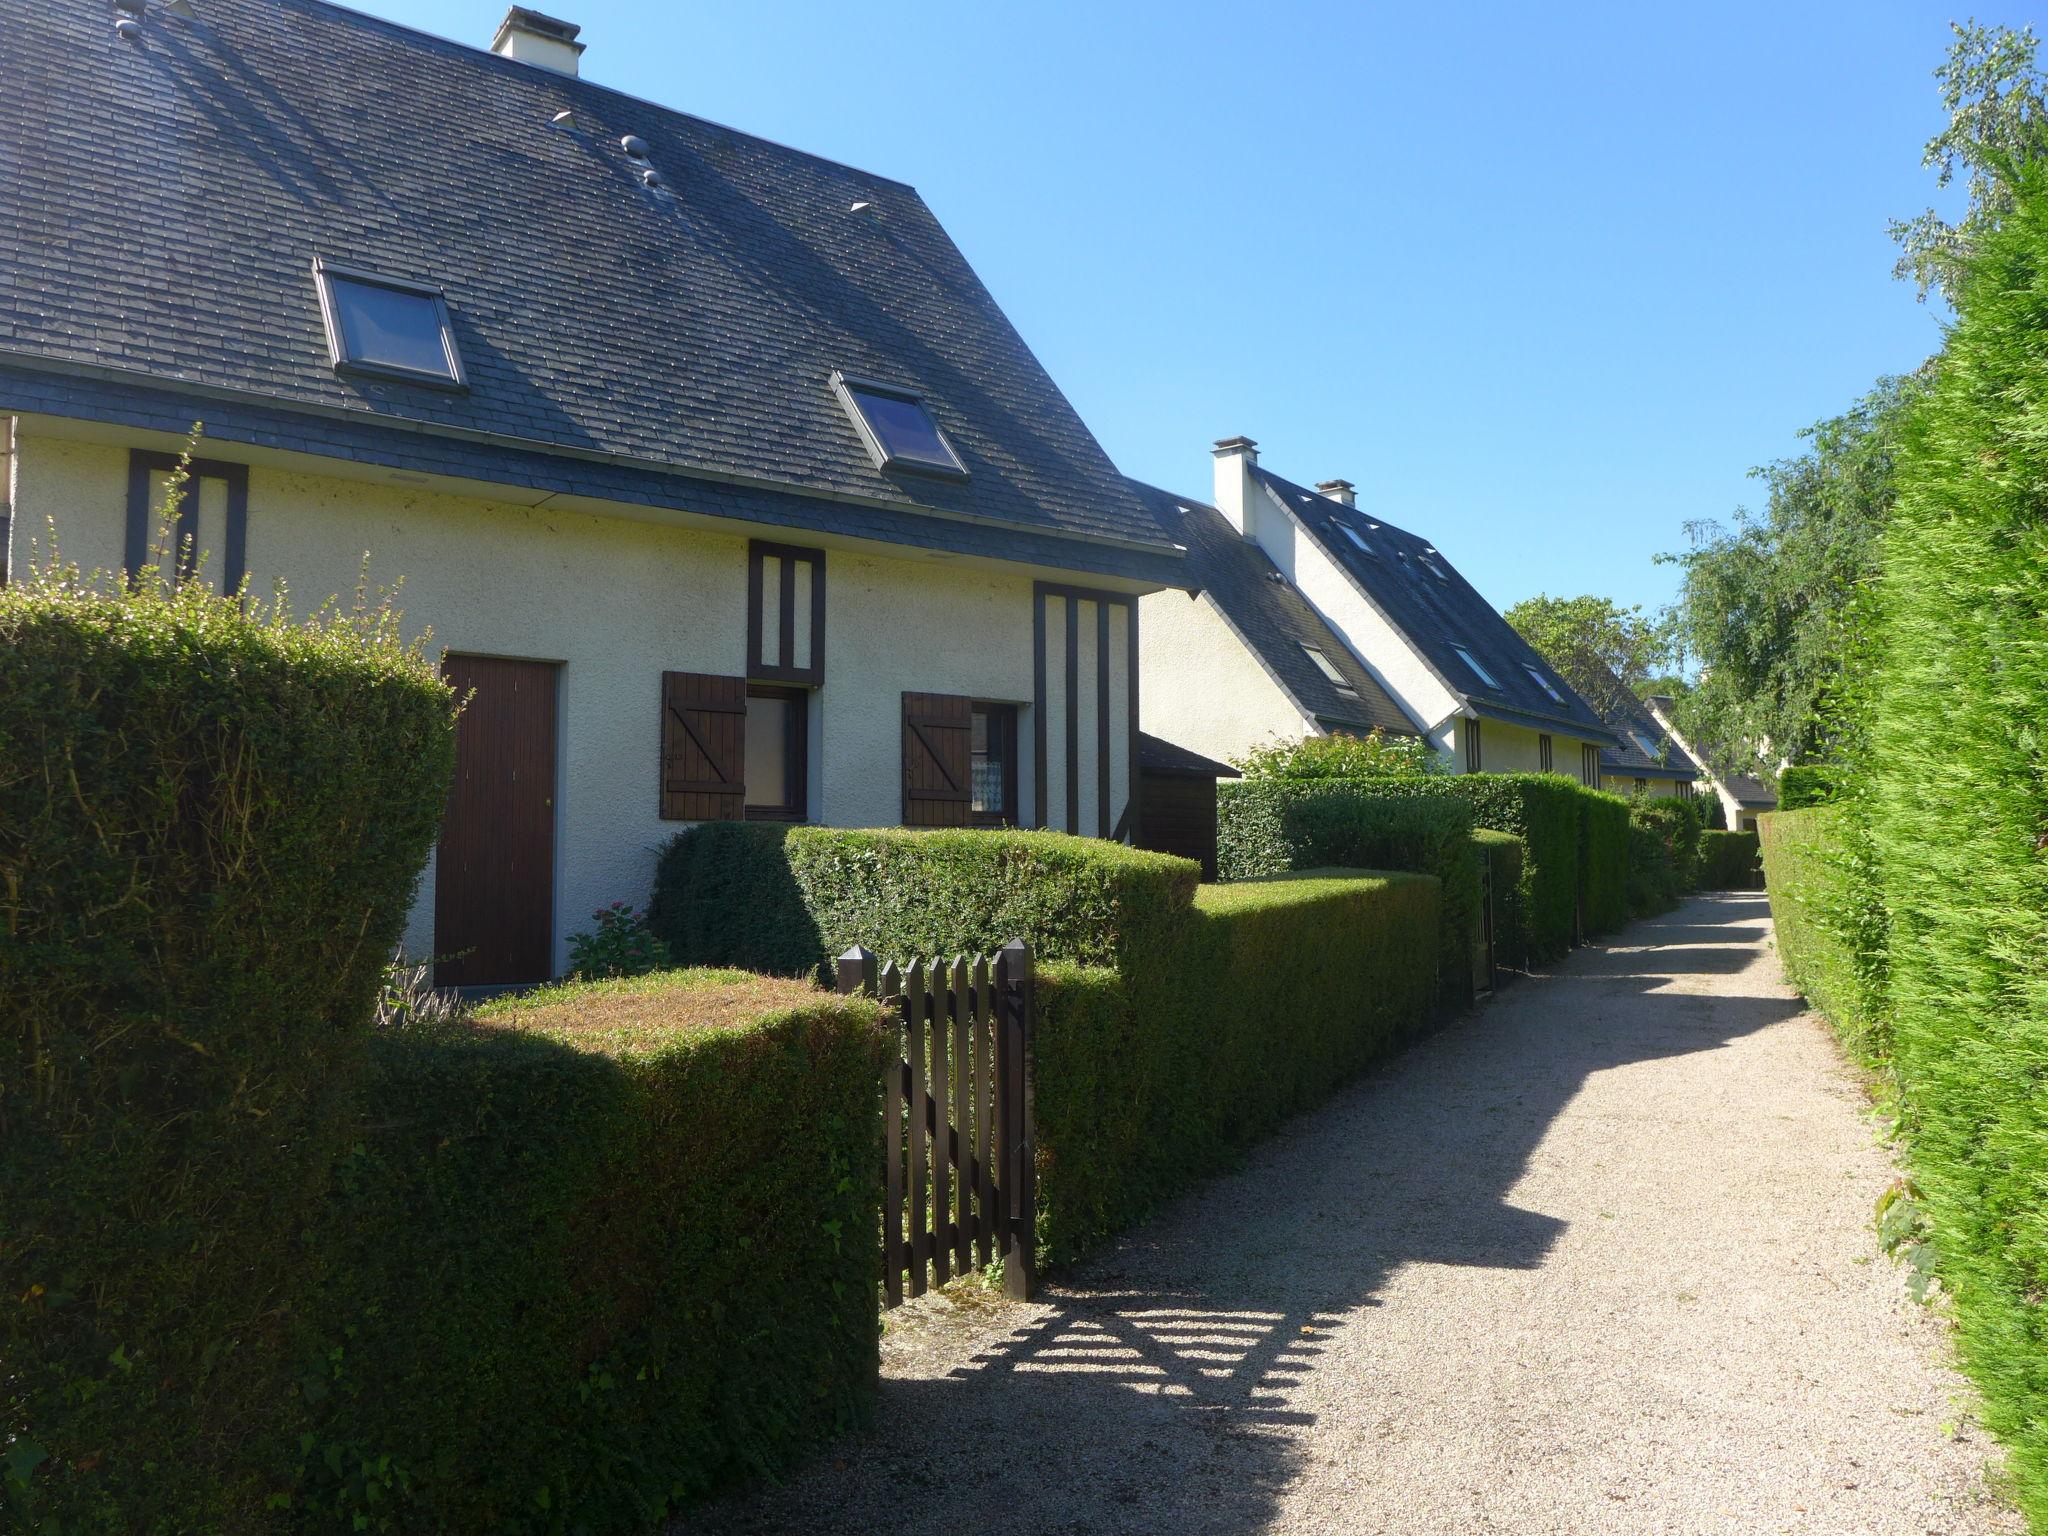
1316,478,1356,507
1211,436,1260,538
491,7,585,75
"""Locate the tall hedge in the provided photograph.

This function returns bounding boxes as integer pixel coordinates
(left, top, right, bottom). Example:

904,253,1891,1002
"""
1033,872,1440,1262
1757,809,1887,1064
1472,829,1528,970
297,973,888,1530
0,576,456,1532
1777,763,1838,811
646,822,822,977
1698,828,1761,889
1625,797,1703,918
1863,160,2048,1524
1214,779,1478,1008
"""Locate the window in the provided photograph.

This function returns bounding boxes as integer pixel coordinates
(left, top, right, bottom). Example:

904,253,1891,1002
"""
1336,522,1376,557
1300,643,1359,697
831,371,967,478
1420,552,1449,581
314,259,465,387
748,540,825,685
1635,777,1648,794
971,703,1019,825
744,685,808,821
124,450,248,594
1463,717,1483,772
1539,733,1553,772
1450,644,1499,689
1630,730,1662,760
1523,664,1566,705
1581,743,1601,786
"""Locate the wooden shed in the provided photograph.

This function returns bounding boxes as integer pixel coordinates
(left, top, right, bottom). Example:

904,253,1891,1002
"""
1134,732,1240,880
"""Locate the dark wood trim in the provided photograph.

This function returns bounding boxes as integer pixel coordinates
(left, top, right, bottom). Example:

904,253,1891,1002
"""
1539,733,1553,773
1032,591,1048,828
1095,599,1111,838
1030,581,1138,841
1063,594,1079,834
746,539,826,685
124,449,249,592
1125,595,1141,847
744,683,809,822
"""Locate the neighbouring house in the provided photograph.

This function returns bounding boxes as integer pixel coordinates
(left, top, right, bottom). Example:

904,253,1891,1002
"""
2,1,1186,984
1642,695,1778,829
1136,438,1617,778
1585,671,1702,800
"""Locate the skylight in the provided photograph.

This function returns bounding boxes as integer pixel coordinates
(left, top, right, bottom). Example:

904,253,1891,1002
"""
831,372,967,478
1450,644,1499,689
313,259,464,387
1300,644,1358,696
1523,664,1566,704
1631,730,1662,758
1337,522,1376,556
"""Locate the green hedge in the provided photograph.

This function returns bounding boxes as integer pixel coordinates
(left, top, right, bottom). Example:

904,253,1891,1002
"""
1698,829,1761,890
1757,809,1886,1063
1625,797,1703,918
1579,789,1631,936
646,822,822,977
1776,763,1838,811
299,972,888,1531
1862,163,2048,1525
0,577,456,1532
1033,872,1439,1263
1215,779,1478,1009
1472,829,1528,970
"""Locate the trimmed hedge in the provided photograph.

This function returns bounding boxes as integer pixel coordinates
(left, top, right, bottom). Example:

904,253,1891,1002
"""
1578,789,1631,936
1777,763,1837,811
1625,797,1703,918
1214,779,1479,1008
296,972,888,1530
646,822,822,977
1698,829,1761,890
1757,809,1886,1063
1472,829,1528,970
1033,871,1440,1263
0,576,456,1532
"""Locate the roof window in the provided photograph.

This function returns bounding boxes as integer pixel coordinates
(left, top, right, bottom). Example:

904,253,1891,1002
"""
1450,644,1499,689
1337,522,1376,556
832,372,967,479
1630,730,1662,758
1523,664,1566,704
1300,644,1359,696
313,259,465,387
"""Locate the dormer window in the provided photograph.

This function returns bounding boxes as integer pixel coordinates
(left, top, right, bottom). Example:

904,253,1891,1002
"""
314,260,465,387
1301,643,1359,697
1523,664,1566,704
1450,643,1499,689
832,371,967,479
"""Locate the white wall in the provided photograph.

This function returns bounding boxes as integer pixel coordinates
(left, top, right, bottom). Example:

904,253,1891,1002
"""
1137,587,1316,766
15,431,1076,977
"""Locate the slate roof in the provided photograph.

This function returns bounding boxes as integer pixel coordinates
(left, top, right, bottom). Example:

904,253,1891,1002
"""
1724,774,1779,808
1137,732,1240,779
1127,479,1418,737
0,0,1182,583
1593,674,1701,782
1255,468,1620,746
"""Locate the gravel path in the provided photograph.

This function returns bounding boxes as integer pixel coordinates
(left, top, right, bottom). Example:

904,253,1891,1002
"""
686,893,2017,1535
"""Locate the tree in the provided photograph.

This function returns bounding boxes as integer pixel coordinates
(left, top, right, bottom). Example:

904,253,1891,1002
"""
1233,728,1440,780
1657,372,1926,776
1890,20,2048,303
1502,594,1667,718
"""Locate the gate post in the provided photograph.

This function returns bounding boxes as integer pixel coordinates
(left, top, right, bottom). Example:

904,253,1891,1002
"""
996,939,1037,1301
836,944,878,998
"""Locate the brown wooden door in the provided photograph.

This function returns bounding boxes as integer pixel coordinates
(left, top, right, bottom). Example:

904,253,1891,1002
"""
436,655,558,987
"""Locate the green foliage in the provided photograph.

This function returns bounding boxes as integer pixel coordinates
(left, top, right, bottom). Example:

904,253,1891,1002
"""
645,822,823,979
0,567,456,1532
1757,810,1887,1062
1624,796,1704,918
1033,872,1440,1263
1215,779,1478,1008
1864,159,2048,1523
1501,593,1668,717
1472,830,1528,971
1889,21,2048,302
1776,764,1838,811
1231,727,1441,781
1578,790,1630,936
567,900,673,980
298,972,888,1530
1697,829,1761,890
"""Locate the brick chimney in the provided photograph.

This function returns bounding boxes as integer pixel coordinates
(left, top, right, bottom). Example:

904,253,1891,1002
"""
491,7,585,75
1316,478,1357,507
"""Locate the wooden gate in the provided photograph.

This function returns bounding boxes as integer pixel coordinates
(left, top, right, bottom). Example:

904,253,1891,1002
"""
837,940,1037,1306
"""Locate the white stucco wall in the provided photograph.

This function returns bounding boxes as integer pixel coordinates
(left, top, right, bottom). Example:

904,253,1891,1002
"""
1602,773,1688,800
1137,588,1316,766
14,429,1074,977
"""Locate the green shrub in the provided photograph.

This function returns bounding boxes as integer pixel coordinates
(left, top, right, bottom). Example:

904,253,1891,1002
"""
567,900,673,980
1777,763,1838,810
1472,830,1528,971
299,971,888,1530
1215,780,1477,1008
1863,161,2048,1523
1625,797,1702,918
1232,727,1441,780
646,822,823,978
1757,808,1887,1063
1578,789,1631,936
1033,872,1439,1263
0,573,456,1532
1697,829,1761,889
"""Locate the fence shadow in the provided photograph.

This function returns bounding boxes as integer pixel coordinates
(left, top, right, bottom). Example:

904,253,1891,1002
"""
686,894,1802,1535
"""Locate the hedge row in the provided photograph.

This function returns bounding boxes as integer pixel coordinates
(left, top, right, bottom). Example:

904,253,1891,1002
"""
0,576,458,1532
1626,796,1705,918
1472,829,1529,970
1579,790,1631,936
1776,763,1837,811
1757,809,1886,1063
1213,780,1479,1009
1698,829,1761,890
299,973,887,1530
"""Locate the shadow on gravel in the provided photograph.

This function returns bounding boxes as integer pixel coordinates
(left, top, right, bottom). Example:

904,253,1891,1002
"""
686,894,1803,1536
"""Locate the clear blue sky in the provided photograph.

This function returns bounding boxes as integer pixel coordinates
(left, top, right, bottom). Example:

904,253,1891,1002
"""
347,0,1994,617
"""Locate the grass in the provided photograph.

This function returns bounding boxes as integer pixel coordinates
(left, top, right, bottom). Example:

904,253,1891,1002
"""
472,968,830,1055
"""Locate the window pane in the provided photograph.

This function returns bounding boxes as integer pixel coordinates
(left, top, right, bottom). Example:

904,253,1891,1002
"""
849,386,962,472
972,706,1008,816
330,276,453,377
746,694,790,810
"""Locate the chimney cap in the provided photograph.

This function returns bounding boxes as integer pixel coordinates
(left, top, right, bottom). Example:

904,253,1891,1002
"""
492,7,586,73
498,6,581,43
1211,435,1259,458
1315,478,1356,501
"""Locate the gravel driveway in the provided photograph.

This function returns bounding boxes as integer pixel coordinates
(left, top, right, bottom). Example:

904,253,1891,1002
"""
685,893,2016,1535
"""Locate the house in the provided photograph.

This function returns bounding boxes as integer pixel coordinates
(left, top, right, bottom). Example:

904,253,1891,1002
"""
1589,673,1702,800
1136,438,1617,777
1643,695,1777,829
1,1,1185,984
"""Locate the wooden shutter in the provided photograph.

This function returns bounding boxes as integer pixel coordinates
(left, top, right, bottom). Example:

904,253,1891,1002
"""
661,671,747,821
902,692,973,826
